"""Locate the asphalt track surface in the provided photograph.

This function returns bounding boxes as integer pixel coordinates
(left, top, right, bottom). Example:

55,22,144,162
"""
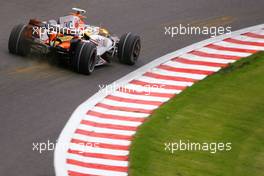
1,0,264,175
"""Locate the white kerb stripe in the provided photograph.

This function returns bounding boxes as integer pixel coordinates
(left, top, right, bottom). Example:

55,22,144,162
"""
197,47,251,57
72,133,131,146
250,29,264,35
136,76,193,87
67,164,127,176
180,53,236,64
100,98,158,110
83,114,142,127
213,41,264,51
110,91,169,102
78,124,136,136
125,83,182,94
69,143,129,156
232,35,264,43
164,60,221,72
151,67,207,80
92,106,150,118
67,153,128,167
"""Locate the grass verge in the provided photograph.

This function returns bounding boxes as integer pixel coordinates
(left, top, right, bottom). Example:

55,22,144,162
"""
129,52,264,176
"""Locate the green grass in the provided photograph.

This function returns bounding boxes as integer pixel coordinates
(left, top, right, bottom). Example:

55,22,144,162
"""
129,52,264,176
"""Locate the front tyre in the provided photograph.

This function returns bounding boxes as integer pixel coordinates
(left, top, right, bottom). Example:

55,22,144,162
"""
8,24,30,56
71,41,97,75
118,33,141,65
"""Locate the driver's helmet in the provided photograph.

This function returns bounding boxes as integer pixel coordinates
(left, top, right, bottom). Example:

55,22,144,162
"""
70,8,86,30
59,15,82,29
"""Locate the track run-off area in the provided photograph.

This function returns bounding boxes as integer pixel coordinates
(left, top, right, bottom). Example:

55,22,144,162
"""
55,24,264,176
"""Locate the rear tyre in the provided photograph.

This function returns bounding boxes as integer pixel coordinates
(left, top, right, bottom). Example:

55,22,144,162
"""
8,24,30,56
71,41,97,75
118,33,141,65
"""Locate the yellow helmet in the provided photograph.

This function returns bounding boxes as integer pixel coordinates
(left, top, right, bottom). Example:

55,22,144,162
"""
99,28,110,37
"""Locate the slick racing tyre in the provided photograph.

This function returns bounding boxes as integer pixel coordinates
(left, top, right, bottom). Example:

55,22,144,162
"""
118,33,141,65
71,41,97,75
8,24,30,56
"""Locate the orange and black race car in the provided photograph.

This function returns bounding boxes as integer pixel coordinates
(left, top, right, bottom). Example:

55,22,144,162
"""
8,8,141,74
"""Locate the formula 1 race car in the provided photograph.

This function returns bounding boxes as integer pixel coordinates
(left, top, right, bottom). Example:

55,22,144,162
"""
8,8,141,74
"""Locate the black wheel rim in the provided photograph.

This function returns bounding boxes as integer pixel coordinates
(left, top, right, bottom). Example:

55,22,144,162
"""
132,40,140,61
88,51,96,72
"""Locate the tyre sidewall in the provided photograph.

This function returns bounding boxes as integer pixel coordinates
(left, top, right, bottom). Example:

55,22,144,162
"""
8,24,30,56
71,41,97,74
118,33,141,65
